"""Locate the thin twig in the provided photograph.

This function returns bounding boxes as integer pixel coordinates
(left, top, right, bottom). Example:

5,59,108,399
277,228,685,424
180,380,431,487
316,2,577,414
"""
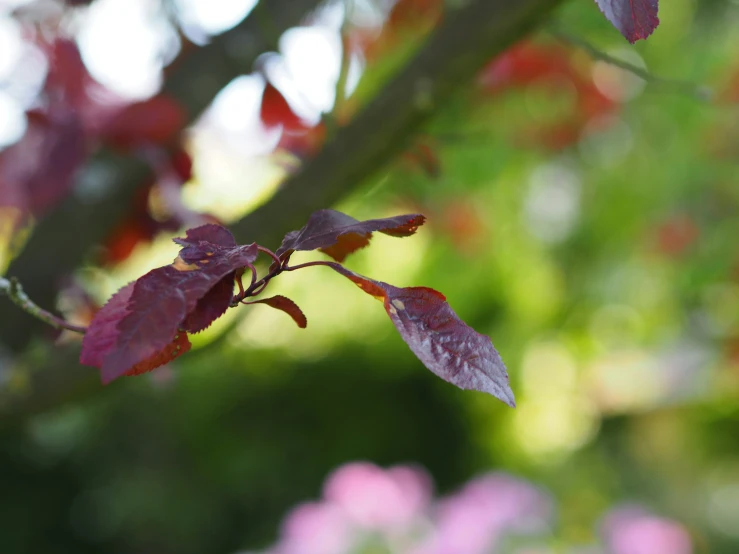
549,26,713,102
283,260,336,272
0,277,87,334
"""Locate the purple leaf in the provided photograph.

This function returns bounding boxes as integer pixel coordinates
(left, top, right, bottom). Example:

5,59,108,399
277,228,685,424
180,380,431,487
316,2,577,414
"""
326,263,515,407
80,224,257,383
246,295,308,328
80,282,135,369
276,209,426,263
0,39,90,223
173,223,237,249
182,272,235,333
595,0,659,43
123,332,192,377
80,281,192,377
0,111,86,221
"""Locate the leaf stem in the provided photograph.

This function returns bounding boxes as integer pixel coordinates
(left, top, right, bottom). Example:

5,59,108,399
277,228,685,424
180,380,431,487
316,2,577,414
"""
235,272,245,297
230,250,284,305
245,262,258,289
257,246,282,267
248,279,270,297
0,277,87,334
229,251,336,307
283,260,337,272
548,25,712,102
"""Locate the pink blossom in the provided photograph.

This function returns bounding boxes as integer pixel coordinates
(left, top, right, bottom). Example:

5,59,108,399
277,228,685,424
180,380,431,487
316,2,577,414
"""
248,465,695,554
323,461,432,530
414,473,552,554
273,501,354,554
602,506,692,554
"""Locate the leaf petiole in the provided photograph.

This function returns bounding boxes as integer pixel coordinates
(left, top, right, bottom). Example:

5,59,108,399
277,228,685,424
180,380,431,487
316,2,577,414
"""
257,246,282,267
283,260,337,272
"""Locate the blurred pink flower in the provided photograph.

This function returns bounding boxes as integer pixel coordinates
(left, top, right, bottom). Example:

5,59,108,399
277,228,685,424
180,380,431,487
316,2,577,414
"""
602,506,693,554
323,461,432,530
273,501,354,554
246,464,695,554
413,473,552,554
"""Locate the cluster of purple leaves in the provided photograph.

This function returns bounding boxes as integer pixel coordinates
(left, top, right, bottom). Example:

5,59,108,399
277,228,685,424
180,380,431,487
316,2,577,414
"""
80,209,515,406
595,0,660,43
242,462,693,554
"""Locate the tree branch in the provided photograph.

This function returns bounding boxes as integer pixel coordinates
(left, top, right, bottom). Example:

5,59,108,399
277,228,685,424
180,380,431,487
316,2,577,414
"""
0,277,86,334
230,0,565,247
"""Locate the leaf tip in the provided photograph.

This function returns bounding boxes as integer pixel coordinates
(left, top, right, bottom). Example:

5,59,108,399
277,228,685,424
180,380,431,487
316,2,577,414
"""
594,0,659,44
500,385,517,408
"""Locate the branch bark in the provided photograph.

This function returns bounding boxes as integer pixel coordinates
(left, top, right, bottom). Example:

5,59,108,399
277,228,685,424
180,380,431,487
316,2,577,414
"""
0,0,323,353
231,0,565,246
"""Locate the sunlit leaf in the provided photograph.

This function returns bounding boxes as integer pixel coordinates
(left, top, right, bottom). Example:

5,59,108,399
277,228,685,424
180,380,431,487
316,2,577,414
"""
326,263,515,406
246,295,307,328
100,94,186,150
276,209,426,263
81,225,257,383
260,81,307,132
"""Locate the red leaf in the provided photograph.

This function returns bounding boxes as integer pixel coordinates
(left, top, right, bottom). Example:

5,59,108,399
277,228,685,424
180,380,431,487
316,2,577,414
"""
360,0,443,61
387,0,444,29
171,148,194,183
653,215,699,258
0,110,87,218
173,223,237,249
0,38,92,219
326,263,515,406
276,209,426,263
101,219,152,265
123,331,192,376
80,282,136,369
100,94,186,150
276,120,327,159
479,42,616,151
480,42,574,91
402,140,442,179
594,0,659,43
439,198,489,255
44,39,90,111
81,225,258,383
246,295,307,328
78,282,191,377
182,272,235,333
99,148,198,265
260,82,306,132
